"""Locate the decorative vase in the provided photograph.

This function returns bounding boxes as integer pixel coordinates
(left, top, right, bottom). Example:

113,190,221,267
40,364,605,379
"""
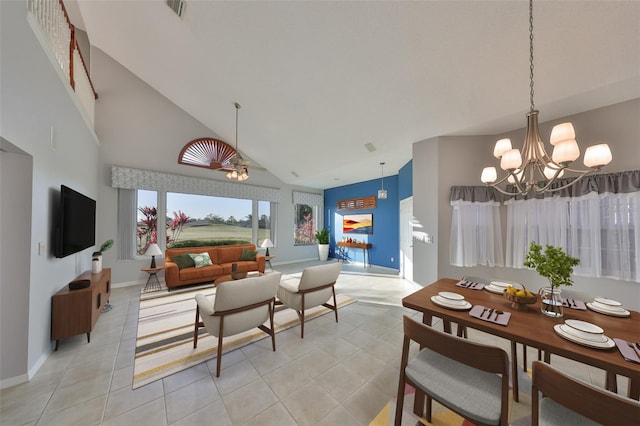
92,252,102,274
318,244,329,261
539,286,563,317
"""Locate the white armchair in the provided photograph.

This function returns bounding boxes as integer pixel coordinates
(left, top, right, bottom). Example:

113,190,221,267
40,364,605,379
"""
277,262,341,338
193,272,281,376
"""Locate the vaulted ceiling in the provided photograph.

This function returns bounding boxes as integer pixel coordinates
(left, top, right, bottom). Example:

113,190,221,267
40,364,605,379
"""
67,0,640,189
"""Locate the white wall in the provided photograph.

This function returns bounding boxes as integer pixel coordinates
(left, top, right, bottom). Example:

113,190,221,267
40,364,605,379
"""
0,0,100,385
413,99,640,310
90,48,322,286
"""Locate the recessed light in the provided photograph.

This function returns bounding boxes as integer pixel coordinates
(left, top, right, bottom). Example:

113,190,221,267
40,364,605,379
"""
364,143,376,152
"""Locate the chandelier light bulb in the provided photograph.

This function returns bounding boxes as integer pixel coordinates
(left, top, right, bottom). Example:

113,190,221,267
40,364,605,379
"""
500,149,522,170
481,167,497,184
584,144,612,168
549,122,576,146
493,138,512,159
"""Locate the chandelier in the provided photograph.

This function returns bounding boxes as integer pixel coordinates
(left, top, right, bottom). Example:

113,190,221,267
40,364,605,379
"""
481,0,612,196
226,102,249,181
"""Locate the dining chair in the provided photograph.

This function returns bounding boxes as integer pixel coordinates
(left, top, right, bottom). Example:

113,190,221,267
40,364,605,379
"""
531,361,640,425
395,315,510,426
276,262,341,338
193,272,281,376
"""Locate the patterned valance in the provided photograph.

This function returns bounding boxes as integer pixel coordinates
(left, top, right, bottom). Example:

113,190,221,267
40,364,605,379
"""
111,166,280,202
292,190,323,206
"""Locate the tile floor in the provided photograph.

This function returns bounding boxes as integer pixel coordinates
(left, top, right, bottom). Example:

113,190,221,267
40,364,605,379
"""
0,261,628,425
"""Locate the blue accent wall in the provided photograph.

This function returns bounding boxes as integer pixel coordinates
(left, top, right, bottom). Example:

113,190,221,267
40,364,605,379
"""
398,160,413,200
324,175,400,269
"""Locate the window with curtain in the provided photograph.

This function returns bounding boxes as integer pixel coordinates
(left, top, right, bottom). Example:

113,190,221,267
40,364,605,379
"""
505,170,640,282
449,186,504,267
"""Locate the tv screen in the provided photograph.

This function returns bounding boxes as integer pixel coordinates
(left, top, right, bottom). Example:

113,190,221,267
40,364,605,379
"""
342,213,373,235
55,185,96,258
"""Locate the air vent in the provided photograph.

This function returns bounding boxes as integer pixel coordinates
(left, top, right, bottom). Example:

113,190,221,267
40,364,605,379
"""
166,0,186,17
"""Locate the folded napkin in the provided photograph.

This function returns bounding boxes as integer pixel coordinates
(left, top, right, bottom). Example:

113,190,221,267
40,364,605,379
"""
469,305,511,326
613,338,640,364
455,280,486,290
562,298,587,310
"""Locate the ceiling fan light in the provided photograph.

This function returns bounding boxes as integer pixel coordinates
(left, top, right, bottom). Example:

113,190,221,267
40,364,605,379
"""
493,138,512,159
500,149,522,170
584,144,612,168
551,139,580,164
481,167,497,184
550,122,575,145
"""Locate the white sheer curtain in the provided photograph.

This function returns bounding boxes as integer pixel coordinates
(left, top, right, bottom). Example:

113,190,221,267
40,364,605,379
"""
505,170,640,282
569,192,640,281
505,197,569,268
450,199,504,267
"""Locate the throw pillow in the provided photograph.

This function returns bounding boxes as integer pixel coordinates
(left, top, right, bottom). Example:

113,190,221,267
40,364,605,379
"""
188,252,213,268
171,254,195,270
239,249,258,261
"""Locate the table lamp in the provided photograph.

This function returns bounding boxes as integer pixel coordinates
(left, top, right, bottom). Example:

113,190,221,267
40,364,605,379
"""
261,239,274,256
145,243,163,268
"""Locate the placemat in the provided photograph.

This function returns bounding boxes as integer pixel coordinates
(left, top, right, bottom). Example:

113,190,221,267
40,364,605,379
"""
455,280,486,290
469,305,511,326
613,338,640,364
562,298,587,310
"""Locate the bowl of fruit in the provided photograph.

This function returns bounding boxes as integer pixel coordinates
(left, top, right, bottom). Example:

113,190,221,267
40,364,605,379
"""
504,285,537,310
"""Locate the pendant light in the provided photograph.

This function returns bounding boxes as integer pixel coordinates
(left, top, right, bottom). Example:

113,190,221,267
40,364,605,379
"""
378,162,387,199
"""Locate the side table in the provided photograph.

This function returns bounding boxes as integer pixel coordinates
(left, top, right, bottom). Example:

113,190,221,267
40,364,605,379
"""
142,266,164,292
265,255,276,270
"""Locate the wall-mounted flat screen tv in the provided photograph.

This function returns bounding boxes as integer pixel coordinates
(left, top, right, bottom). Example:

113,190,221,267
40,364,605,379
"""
342,213,373,235
54,185,96,258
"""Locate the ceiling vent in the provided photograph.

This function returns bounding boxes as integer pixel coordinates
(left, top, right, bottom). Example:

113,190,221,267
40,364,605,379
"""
166,0,186,17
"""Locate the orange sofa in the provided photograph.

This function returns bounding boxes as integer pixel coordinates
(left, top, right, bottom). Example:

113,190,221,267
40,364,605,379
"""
164,244,265,289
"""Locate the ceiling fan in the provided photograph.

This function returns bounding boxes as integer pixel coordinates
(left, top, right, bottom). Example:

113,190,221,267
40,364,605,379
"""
177,102,266,180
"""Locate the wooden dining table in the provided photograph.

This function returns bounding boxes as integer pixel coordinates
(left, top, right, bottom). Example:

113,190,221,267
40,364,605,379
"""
402,278,640,401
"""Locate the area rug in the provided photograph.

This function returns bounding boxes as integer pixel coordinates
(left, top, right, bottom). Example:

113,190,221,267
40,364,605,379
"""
133,280,356,389
369,369,533,426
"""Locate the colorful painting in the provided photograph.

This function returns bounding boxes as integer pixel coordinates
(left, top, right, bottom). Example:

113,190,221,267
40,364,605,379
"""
343,214,373,234
294,203,315,245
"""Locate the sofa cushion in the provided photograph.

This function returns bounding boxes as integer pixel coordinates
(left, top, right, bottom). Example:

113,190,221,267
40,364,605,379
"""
171,253,195,270
188,252,213,268
179,264,224,281
240,249,258,261
216,246,245,263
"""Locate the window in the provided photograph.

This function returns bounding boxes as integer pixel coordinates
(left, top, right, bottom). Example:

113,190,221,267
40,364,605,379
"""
258,200,273,245
136,190,157,255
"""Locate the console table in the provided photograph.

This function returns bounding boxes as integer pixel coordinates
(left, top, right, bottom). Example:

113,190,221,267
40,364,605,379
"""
51,268,111,350
337,242,372,267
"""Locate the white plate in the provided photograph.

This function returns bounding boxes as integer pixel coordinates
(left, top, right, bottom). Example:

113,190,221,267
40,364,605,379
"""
438,291,464,301
554,325,615,349
484,285,507,294
563,320,606,343
593,297,622,307
587,302,631,317
434,295,467,306
431,295,472,310
490,281,512,288
592,301,625,312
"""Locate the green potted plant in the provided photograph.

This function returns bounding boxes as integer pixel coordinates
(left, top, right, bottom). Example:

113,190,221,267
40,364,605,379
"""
92,239,114,274
315,228,330,261
524,241,579,317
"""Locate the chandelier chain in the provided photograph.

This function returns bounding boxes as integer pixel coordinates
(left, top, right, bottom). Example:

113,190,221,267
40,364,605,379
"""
529,0,535,112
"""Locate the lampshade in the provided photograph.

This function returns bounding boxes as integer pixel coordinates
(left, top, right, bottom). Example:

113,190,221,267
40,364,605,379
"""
549,122,575,145
260,238,274,256
145,243,162,268
583,144,612,168
481,167,497,184
493,138,512,159
551,139,580,164
500,149,522,170
145,244,162,256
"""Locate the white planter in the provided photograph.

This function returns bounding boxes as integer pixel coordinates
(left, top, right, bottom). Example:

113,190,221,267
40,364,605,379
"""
318,244,329,261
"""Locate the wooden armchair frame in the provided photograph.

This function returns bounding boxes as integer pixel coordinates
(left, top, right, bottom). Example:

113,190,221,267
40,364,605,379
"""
395,316,510,426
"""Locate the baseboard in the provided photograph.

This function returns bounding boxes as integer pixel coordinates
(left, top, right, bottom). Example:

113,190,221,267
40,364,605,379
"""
0,372,29,390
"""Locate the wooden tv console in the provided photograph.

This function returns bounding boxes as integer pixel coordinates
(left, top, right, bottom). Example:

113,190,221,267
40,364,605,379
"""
51,268,111,350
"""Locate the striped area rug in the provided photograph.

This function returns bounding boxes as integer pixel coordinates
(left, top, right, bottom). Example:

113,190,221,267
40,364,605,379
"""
133,279,356,389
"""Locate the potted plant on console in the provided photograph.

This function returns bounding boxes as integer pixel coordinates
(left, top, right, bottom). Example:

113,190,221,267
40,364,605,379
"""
92,239,114,274
315,228,330,261
524,241,579,318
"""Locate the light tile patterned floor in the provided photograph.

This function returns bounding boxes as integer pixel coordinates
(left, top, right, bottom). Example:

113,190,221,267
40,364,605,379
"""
0,261,627,425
